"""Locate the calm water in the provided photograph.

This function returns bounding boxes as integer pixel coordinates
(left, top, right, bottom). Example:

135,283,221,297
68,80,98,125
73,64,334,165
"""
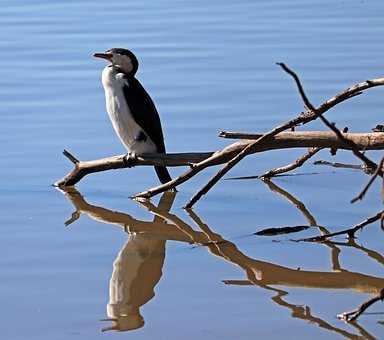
1,1,384,339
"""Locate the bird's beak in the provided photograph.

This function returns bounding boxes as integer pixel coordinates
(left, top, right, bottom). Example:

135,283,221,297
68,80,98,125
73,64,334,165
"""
93,52,112,61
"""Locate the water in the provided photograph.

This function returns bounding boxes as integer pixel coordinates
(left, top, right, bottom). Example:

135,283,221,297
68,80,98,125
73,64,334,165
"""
1,0,384,339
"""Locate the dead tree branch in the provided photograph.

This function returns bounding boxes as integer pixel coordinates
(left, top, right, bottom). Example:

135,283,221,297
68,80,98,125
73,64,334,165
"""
57,68,384,204
313,160,365,171
318,114,380,176
56,132,384,188
183,66,384,208
277,63,380,176
55,152,213,187
260,147,323,178
351,156,384,203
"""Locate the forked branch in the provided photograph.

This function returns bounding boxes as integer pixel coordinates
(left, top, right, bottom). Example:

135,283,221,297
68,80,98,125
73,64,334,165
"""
56,66,384,208
184,65,384,207
56,132,384,188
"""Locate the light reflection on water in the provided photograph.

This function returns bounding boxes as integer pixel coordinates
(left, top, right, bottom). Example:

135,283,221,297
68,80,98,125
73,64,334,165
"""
1,0,384,339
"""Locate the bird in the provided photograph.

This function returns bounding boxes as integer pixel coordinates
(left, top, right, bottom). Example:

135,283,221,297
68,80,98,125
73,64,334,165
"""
93,48,172,184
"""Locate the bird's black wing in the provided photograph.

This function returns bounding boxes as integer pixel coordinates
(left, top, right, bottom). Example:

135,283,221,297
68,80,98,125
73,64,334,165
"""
122,77,166,153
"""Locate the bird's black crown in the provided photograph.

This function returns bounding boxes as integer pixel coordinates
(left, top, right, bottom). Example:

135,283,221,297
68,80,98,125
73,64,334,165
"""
107,48,139,75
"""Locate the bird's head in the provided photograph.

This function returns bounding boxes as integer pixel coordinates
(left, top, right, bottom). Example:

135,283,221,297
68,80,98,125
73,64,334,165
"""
93,48,139,76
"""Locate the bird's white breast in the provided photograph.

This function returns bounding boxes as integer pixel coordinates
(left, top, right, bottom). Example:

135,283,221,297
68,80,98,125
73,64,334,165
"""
101,66,156,153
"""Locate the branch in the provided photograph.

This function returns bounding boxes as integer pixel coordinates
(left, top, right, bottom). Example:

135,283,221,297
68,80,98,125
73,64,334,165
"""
277,62,316,111
337,288,384,322
318,114,380,176
219,131,384,148
313,160,365,171
55,152,213,187
58,71,384,196
351,156,384,203
56,132,384,188
63,149,79,164
260,147,323,178
278,62,380,176
184,67,384,207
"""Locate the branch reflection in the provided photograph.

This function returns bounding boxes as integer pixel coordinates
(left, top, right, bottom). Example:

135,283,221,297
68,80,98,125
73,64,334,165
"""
60,187,384,338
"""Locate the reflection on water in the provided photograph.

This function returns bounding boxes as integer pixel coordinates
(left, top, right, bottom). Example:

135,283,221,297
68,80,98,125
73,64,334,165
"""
2,1,384,339
61,186,384,338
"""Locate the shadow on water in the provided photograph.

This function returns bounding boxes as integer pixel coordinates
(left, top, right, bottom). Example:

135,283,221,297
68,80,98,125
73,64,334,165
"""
60,185,384,338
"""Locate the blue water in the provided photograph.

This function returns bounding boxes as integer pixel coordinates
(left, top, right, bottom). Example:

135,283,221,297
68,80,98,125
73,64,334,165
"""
1,1,384,339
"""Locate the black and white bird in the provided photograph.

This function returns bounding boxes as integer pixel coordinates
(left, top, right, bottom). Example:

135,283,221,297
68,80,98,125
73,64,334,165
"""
93,48,172,184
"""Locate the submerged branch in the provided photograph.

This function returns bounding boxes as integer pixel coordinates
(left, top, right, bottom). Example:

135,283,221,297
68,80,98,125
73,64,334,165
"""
297,210,384,242
338,288,384,322
313,160,365,171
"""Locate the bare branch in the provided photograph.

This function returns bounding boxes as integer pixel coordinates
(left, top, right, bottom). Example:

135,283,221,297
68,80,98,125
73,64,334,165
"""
57,71,384,198
351,156,384,203
317,114,380,176
314,160,364,171
55,152,213,187
261,147,323,178
277,62,316,111
278,63,380,176
183,69,384,208
63,149,80,164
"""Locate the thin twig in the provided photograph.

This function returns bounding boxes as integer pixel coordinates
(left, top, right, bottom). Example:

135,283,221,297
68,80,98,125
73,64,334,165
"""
63,149,80,164
277,62,316,111
351,156,384,203
313,160,364,170
261,147,323,178
317,115,380,176
183,67,384,208
278,63,380,176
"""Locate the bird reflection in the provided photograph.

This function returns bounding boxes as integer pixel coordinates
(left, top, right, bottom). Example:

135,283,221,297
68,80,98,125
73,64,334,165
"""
60,186,384,338
103,233,166,332
63,189,177,332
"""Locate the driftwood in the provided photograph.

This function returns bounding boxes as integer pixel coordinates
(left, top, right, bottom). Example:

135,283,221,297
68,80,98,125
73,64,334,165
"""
56,64,384,209
56,131,384,187
182,66,384,208
260,147,323,178
55,151,213,187
55,63,384,333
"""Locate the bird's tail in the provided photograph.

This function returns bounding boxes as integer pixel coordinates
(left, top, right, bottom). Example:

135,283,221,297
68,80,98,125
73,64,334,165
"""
154,166,172,184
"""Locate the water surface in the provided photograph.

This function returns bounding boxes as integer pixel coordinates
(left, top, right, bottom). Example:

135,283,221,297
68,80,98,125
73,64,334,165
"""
1,1,384,339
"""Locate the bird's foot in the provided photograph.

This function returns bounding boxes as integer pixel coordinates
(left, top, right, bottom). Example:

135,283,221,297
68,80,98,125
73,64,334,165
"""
123,152,137,168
